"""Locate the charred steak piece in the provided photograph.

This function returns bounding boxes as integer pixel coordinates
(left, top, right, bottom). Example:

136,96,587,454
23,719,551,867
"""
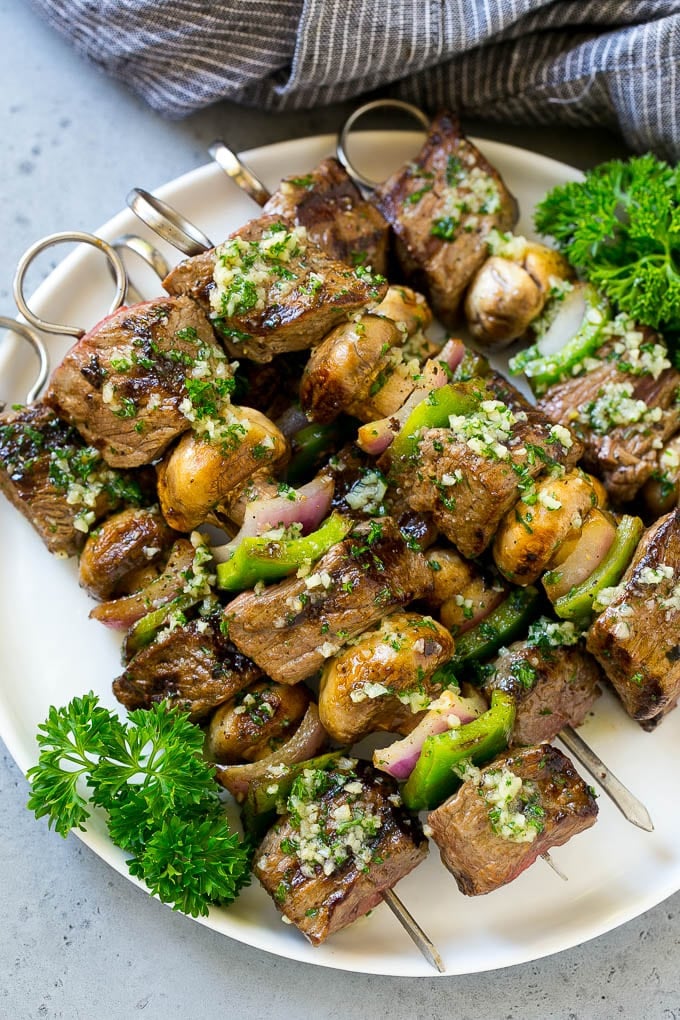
375,111,517,327
318,612,454,743
78,505,175,600
224,516,434,685
0,403,142,556
537,329,680,504
481,621,602,746
163,214,387,363
263,157,390,275
587,508,680,729
46,297,229,468
427,744,598,896
113,607,262,720
253,759,428,944
389,381,582,559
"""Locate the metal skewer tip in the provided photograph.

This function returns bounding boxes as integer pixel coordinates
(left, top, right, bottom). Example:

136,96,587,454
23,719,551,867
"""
381,888,445,973
559,725,654,833
541,851,568,882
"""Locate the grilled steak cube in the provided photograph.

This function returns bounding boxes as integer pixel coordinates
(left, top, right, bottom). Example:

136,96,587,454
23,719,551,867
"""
0,403,142,556
586,508,680,729
113,609,262,720
481,622,601,746
427,744,598,896
537,329,680,504
253,759,428,944
163,214,387,363
392,384,582,559
263,157,389,275
376,111,517,327
224,516,433,685
46,297,229,468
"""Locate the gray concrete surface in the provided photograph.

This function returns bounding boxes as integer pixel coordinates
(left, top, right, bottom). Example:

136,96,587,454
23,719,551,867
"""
2,0,679,1016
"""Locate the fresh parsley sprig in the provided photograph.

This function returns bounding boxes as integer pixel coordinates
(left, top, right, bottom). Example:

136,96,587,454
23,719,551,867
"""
27,695,251,917
534,153,680,334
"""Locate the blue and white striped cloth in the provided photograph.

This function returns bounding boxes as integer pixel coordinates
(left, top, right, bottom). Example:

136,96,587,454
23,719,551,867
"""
32,0,680,159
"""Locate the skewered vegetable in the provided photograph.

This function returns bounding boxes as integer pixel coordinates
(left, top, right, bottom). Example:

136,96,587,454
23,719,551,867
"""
215,510,351,591
401,690,516,811
464,234,573,349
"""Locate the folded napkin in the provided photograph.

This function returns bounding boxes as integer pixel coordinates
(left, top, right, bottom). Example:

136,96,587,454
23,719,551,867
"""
32,0,680,159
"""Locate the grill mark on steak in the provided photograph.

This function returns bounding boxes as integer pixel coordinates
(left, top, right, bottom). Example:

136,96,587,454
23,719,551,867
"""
163,213,387,363
263,158,389,275
376,111,517,327
113,611,262,720
46,297,224,468
427,744,598,896
224,516,433,685
586,508,680,728
253,760,427,944
0,402,139,556
390,401,582,560
537,347,680,504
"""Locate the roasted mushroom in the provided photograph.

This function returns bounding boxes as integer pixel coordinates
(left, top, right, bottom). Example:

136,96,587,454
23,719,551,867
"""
157,408,288,531
318,612,454,743
464,237,573,349
79,505,175,599
205,680,311,763
493,469,602,585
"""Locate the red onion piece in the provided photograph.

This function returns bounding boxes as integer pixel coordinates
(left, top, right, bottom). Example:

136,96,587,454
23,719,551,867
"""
357,339,466,455
213,703,328,801
373,687,486,781
211,475,334,563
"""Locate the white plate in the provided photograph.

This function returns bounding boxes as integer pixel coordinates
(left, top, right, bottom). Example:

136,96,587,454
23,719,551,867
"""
1,132,676,978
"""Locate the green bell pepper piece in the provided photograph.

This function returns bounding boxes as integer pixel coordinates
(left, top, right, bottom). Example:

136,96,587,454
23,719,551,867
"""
452,586,541,668
390,379,490,463
509,285,610,396
401,690,516,811
240,750,346,840
216,511,351,592
552,514,643,625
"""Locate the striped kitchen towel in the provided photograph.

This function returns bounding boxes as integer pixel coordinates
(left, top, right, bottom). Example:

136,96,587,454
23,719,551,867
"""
31,0,680,159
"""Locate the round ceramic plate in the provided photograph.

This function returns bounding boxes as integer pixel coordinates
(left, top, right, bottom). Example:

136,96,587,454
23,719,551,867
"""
0,132,676,977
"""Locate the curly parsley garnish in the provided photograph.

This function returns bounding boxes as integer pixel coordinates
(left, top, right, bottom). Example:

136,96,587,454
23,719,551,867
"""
27,695,250,917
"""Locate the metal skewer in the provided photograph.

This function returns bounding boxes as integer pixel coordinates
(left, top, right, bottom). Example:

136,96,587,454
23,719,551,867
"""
381,888,445,973
14,231,127,340
0,317,49,409
110,234,171,304
559,725,654,832
541,851,568,882
208,140,271,207
127,189,213,256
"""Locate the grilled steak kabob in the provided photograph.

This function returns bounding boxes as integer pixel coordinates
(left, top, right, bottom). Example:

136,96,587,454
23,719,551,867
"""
6,116,666,949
